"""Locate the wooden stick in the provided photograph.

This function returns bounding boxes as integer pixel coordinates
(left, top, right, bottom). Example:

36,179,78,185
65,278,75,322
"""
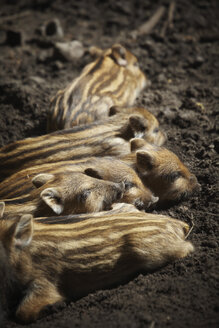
168,0,176,29
149,321,155,328
136,6,166,36
185,214,194,240
0,10,31,23
195,211,218,217
161,1,176,37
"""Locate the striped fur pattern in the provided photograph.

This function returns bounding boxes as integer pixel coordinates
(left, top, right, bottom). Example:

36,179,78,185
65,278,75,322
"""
0,138,200,207
47,44,147,131
122,139,200,206
35,203,141,224
0,209,194,323
1,172,125,219
0,109,165,181
0,157,158,210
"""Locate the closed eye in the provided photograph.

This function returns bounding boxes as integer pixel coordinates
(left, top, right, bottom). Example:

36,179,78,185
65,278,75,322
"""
124,181,135,190
163,171,182,183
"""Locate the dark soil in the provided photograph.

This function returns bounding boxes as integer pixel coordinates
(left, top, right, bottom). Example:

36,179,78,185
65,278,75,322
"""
0,0,219,327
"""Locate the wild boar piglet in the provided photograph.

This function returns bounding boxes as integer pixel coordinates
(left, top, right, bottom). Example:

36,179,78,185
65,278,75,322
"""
1,171,124,219
0,109,164,180
48,43,147,131
83,157,158,210
0,205,194,323
0,157,158,211
121,138,200,206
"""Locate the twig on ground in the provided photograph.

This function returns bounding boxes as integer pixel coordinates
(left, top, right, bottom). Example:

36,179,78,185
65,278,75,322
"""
0,10,31,23
185,214,194,240
149,321,155,328
161,1,176,37
195,211,218,217
131,6,165,38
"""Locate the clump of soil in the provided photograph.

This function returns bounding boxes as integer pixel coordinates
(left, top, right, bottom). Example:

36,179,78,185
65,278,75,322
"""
0,0,218,327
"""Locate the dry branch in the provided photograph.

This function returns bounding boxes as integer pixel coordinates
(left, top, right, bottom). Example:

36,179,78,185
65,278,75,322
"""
135,6,166,36
0,10,31,23
161,1,176,37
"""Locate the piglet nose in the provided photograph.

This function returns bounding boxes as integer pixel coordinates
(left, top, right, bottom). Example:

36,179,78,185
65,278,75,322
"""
195,182,202,192
190,175,201,191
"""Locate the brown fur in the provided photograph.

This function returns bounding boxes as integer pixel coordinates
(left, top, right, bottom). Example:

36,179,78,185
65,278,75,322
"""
121,139,201,205
48,44,147,131
0,138,200,207
35,203,141,225
0,208,194,323
109,106,166,146
0,109,165,181
1,171,124,219
0,157,158,210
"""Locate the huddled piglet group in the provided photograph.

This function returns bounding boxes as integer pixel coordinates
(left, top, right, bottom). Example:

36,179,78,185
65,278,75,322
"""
0,44,200,323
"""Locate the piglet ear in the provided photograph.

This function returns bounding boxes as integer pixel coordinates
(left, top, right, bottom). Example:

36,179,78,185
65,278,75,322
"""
129,115,147,138
14,214,33,248
130,138,146,152
136,150,155,171
32,173,55,188
84,168,102,180
111,44,127,66
40,188,64,215
0,202,5,218
151,196,159,204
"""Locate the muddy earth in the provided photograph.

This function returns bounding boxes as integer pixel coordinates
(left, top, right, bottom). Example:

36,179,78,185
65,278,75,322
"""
0,0,218,327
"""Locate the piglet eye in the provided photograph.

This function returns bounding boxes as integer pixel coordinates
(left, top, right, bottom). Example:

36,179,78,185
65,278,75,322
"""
163,171,182,183
124,181,135,190
169,171,182,183
153,127,159,133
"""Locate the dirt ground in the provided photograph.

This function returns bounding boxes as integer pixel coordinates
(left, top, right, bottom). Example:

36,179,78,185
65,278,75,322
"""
0,0,218,327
